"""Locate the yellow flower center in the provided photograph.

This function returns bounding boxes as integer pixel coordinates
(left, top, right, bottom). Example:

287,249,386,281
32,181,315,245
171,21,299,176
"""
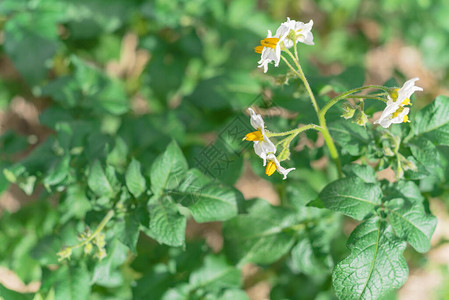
243,130,264,141
391,107,409,122
401,98,411,106
254,37,280,54
392,107,404,118
265,161,277,176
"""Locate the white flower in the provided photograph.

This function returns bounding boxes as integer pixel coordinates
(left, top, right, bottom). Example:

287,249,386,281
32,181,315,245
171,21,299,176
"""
255,18,314,73
265,153,295,180
276,18,314,48
243,108,276,165
255,30,283,73
374,78,423,128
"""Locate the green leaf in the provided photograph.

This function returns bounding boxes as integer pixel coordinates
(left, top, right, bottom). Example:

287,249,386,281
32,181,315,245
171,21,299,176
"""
285,183,318,208
54,263,91,300
150,140,188,196
290,209,339,277
125,159,147,198
319,176,382,220
223,199,298,265
388,200,437,253
342,164,376,183
413,96,449,146
190,255,241,291
408,136,441,172
87,160,118,198
116,211,140,254
92,239,129,287
0,283,33,300
43,154,71,188
328,120,371,156
3,8,60,86
144,197,186,247
333,217,408,300
172,169,239,222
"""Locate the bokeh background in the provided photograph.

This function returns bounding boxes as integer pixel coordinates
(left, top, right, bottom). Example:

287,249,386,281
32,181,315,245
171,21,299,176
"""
1,0,448,299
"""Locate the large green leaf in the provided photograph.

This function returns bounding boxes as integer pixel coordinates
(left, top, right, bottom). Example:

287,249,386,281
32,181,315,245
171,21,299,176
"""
223,199,298,265
144,197,186,247
319,176,382,220
413,96,449,146
333,217,408,300
150,140,188,196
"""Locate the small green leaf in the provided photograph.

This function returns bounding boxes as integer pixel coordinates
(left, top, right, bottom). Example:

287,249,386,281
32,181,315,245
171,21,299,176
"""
413,96,449,146
125,159,147,198
87,161,118,198
43,154,71,188
190,255,241,290
116,211,140,254
333,217,408,300
388,200,437,253
319,176,382,220
150,140,188,196
144,197,186,247
223,199,298,265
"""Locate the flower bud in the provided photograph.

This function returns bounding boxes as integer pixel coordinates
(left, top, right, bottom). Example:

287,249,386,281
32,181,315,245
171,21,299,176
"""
84,242,93,255
341,103,356,120
96,248,107,261
95,233,106,248
401,156,417,172
354,110,369,127
57,247,72,262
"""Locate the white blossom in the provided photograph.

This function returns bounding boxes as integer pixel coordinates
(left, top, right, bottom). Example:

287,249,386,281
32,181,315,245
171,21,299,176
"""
374,78,422,128
244,108,276,165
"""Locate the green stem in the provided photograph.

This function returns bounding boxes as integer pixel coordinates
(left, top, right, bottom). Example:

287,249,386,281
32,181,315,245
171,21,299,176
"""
283,49,320,114
318,113,342,177
281,55,303,79
320,85,389,118
283,48,344,177
72,210,114,249
266,124,321,138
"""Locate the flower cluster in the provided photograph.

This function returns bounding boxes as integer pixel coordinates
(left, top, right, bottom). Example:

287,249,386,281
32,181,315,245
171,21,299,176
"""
255,18,314,73
374,78,423,128
243,108,295,179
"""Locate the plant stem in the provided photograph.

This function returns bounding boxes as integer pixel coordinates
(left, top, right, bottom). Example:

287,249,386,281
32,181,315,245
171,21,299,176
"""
320,86,389,118
72,210,115,249
283,49,320,114
283,48,344,177
266,124,321,138
281,55,303,79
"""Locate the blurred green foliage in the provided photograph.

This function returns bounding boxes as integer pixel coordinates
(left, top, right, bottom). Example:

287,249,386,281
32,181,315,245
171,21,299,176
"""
0,0,448,299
